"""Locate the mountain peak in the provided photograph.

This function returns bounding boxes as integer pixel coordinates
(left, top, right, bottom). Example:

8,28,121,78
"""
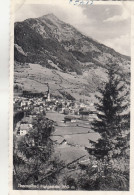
14,13,130,77
39,13,58,20
45,13,55,17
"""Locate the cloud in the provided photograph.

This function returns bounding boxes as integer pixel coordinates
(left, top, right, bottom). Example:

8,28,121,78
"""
15,2,87,24
104,6,130,22
103,34,130,56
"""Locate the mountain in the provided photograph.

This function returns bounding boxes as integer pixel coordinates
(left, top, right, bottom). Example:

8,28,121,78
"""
14,14,130,100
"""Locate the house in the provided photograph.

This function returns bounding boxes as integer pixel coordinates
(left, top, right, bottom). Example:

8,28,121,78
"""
33,106,40,113
74,109,79,115
79,110,89,120
78,159,91,168
21,117,33,127
63,108,70,115
21,101,27,107
20,129,27,136
64,115,78,123
88,111,98,122
80,102,86,108
22,105,29,111
49,136,66,145
18,124,31,136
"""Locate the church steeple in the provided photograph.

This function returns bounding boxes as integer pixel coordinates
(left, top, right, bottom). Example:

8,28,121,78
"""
47,83,50,101
43,83,50,102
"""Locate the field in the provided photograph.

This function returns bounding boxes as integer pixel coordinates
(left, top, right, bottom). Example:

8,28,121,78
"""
46,112,100,163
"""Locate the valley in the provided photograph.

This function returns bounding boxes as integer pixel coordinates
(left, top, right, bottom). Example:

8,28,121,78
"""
13,13,130,190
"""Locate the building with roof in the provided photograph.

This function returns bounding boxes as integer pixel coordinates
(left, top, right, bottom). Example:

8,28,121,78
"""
64,115,79,123
18,124,32,136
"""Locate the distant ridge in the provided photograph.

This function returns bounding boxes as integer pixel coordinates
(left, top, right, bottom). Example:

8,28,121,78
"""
14,13,130,75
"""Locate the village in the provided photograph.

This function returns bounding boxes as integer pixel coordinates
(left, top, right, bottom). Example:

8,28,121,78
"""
13,72,130,190
13,84,102,168
14,85,98,135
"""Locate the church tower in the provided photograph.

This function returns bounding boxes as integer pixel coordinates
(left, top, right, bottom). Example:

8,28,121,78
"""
47,83,51,101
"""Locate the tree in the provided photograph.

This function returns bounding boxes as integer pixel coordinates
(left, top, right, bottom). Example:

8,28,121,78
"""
79,65,130,191
13,114,65,188
91,65,130,159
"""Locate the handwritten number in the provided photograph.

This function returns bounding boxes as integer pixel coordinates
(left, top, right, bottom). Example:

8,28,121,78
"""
69,0,93,5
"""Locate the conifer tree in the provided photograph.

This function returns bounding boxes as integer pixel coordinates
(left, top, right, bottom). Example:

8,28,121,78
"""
91,65,130,158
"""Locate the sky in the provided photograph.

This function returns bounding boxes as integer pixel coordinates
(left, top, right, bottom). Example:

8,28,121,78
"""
14,0,131,56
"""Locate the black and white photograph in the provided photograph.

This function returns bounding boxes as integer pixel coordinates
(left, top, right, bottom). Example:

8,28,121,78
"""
10,0,132,192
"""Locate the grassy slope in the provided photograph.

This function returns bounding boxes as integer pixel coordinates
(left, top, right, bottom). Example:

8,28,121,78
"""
14,63,107,101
